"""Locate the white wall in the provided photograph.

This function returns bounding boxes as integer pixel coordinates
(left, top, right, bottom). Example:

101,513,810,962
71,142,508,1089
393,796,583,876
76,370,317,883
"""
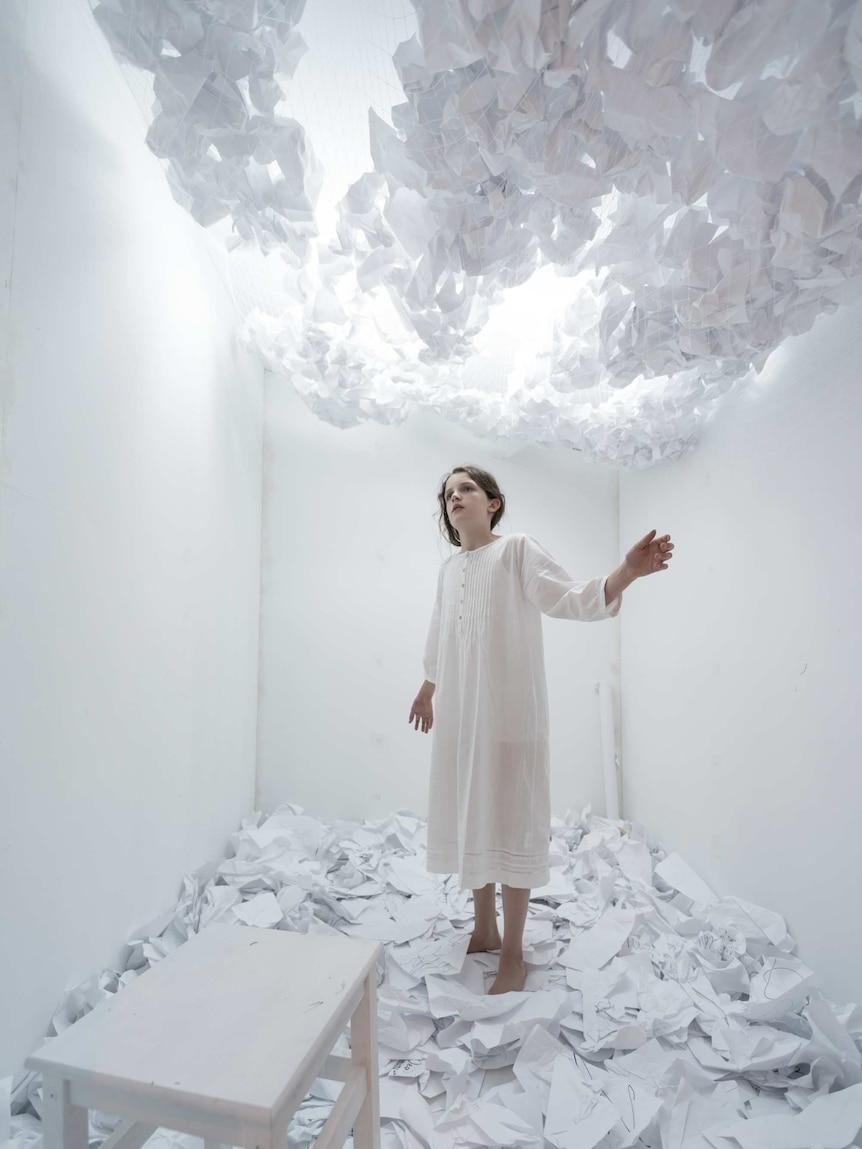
256,378,621,827
619,296,862,1008
0,0,265,1076
5,0,857,1082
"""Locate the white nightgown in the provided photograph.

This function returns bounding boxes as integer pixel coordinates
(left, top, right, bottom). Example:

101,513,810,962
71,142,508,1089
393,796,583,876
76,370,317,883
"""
422,533,622,890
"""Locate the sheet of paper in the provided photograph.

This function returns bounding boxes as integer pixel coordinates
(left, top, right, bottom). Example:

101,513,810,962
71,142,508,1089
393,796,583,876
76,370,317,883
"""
560,907,636,971
545,1052,620,1148
704,1079,862,1148
655,853,719,907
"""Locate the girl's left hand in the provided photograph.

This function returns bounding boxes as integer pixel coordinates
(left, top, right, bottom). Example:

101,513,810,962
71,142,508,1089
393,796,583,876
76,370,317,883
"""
625,530,674,578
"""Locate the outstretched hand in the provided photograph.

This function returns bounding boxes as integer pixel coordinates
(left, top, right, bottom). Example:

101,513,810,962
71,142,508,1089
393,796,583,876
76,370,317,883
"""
625,530,674,579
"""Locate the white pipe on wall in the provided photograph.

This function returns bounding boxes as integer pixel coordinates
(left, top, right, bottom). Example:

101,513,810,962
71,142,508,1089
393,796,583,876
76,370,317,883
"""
597,679,620,821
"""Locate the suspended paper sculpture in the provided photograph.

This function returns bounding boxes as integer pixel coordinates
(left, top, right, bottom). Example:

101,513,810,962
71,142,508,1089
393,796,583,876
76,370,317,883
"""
92,0,862,465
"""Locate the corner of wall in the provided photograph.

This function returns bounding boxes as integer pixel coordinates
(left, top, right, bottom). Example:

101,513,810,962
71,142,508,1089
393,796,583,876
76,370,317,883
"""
252,367,271,815
614,467,625,818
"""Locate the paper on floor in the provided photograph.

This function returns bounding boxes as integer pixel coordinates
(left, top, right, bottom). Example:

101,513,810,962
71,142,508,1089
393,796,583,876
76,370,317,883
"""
7,804,862,1149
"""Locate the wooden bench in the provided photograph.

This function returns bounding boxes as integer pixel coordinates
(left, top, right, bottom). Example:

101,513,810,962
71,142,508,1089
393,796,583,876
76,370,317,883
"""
27,924,382,1149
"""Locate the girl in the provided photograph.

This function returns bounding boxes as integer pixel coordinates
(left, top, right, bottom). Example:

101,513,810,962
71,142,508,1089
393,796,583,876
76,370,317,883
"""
409,465,674,995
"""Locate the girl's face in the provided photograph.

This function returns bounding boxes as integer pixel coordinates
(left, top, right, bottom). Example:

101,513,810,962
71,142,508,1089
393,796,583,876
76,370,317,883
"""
444,472,500,532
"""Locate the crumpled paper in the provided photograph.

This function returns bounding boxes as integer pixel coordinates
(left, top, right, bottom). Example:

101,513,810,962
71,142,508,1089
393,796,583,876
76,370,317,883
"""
92,0,322,257
6,803,862,1149
245,0,862,466
90,0,862,466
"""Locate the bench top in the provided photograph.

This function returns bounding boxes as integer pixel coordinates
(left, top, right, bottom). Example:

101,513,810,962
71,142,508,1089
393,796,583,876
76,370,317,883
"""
27,925,381,1118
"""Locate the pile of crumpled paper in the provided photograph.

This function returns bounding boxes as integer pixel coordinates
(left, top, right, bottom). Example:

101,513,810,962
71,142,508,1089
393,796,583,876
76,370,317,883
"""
6,803,862,1148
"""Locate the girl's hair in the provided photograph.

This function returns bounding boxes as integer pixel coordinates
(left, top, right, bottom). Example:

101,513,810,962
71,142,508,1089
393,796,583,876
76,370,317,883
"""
436,465,506,547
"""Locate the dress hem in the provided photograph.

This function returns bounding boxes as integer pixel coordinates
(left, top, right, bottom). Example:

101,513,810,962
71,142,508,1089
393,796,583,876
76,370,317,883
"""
427,849,549,890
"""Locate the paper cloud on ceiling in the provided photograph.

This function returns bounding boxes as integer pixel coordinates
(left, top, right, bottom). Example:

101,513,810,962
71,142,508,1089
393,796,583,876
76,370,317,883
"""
92,0,862,466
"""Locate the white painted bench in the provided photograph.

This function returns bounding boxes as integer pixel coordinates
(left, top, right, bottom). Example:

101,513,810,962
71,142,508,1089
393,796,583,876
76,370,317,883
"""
27,924,382,1149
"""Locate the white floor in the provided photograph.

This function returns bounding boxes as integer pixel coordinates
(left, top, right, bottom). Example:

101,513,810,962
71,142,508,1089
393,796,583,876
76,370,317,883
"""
7,806,862,1149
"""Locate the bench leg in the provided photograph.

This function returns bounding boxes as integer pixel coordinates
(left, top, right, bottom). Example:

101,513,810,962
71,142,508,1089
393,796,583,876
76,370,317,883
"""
351,970,380,1149
42,1076,88,1149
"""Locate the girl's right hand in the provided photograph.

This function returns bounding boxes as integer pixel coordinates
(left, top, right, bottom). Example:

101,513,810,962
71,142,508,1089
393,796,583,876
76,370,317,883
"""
409,691,434,734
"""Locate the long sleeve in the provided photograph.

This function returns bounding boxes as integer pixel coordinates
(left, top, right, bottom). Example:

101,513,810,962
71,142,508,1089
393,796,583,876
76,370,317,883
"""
422,565,445,683
519,535,622,621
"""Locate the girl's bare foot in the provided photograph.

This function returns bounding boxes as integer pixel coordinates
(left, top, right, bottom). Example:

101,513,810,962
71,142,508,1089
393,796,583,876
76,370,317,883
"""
466,929,502,953
488,954,527,994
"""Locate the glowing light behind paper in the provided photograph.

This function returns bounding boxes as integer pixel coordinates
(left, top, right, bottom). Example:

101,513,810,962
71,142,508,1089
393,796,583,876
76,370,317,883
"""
90,0,862,466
